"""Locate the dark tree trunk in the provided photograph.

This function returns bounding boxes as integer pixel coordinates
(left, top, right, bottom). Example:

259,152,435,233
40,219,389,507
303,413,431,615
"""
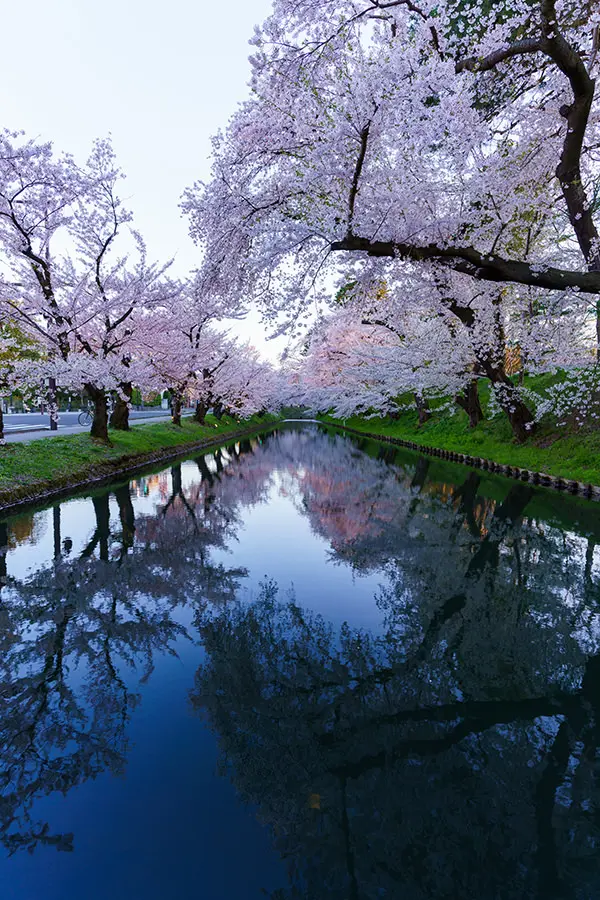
0,405,4,446
161,464,198,525
504,400,535,443
194,400,209,425
213,400,225,420
86,385,110,442
444,299,536,442
378,445,398,465
110,382,132,431
53,506,61,561
171,392,183,427
81,493,111,561
481,361,535,442
455,380,483,428
45,376,58,431
466,484,534,577
452,472,482,538
408,455,430,517
172,463,183,496
94,495,111,562
196,454,214,485
114,484,135,555
410,456,430,492
0,521,7,588
414,393,431,426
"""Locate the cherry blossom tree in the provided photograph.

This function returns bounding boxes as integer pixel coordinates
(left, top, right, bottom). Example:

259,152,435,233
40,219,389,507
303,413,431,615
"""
186,0,599,295
208,343,283,419
293,256,591,437
0,132,184,442
183,0,599,434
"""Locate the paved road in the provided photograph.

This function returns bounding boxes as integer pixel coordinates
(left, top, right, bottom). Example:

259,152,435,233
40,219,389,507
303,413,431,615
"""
5,409,172,429
4,409,192,444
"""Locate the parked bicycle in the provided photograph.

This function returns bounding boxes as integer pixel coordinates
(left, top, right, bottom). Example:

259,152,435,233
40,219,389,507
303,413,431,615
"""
77,408,93,427
78,398,115,428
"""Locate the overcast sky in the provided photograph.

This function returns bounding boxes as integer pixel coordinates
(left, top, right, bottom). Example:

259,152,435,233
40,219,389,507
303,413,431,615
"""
0,0,284,356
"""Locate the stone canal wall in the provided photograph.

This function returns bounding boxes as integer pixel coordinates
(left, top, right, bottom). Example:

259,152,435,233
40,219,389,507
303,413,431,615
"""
327,422,600,501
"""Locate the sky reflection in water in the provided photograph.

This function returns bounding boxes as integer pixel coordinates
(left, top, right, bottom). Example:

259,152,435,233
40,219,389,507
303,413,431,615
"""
1,424,599,899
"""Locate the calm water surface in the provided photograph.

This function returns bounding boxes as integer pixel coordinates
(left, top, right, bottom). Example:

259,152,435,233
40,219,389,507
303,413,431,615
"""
1,425,600,899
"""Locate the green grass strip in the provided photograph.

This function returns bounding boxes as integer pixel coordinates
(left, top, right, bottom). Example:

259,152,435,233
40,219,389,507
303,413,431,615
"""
321,407,600,486
0,413,280,508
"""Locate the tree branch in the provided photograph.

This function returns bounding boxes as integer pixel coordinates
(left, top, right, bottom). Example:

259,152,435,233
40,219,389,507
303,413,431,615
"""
456,38,543,73
454,1,599,278
348,122,372,229
331,234,600,293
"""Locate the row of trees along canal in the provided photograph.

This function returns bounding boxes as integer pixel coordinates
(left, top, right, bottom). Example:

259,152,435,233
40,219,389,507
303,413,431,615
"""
3,2,600,447
0,138,284,445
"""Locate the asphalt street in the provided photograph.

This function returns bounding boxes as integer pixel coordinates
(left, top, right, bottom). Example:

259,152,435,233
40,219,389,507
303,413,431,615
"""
4,409,189,444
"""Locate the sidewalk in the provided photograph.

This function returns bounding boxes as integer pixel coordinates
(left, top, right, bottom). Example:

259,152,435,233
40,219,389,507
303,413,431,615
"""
5,412,191,444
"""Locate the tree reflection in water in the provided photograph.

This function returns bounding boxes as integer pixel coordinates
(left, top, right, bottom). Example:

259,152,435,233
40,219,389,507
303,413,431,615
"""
193,583,599,898
191,432,600,900
0,426,599,899
0,439,261,856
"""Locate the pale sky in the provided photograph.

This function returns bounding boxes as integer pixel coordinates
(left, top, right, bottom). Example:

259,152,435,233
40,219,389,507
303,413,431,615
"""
0,0,285,358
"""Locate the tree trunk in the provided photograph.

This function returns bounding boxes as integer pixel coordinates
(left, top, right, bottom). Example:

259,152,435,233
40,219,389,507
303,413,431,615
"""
171,393,183,427
110,382,132,431
444,297,535,442
481,361,535,442
213,400,225,420
414,393,431,426
410,455,430,492
114,484,135,556
503,399,535,443
93,495,111,562
196,454,214,485
81,493,111,560
47,377,58,431
194,399,209,425
53,506,61,561
86,385,110,442
0,405,4,446
452,473,482,538
455,380,483,428
0,522,7,587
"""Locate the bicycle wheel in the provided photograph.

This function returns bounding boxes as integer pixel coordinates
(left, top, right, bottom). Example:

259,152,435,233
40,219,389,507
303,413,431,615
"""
78,410,92,426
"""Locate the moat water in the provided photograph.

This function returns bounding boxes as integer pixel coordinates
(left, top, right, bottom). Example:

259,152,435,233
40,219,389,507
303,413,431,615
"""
1,424,599,899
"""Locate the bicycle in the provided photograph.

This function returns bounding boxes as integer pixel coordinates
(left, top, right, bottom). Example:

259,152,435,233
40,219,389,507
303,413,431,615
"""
78,399,115,427
78,409,93,427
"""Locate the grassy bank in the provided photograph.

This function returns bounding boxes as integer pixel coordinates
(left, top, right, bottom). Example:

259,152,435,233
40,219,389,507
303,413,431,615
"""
321,404,600,486
0,413,280,509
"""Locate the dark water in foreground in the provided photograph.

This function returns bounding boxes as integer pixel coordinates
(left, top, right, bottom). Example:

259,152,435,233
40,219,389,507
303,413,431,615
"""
1,424,600,900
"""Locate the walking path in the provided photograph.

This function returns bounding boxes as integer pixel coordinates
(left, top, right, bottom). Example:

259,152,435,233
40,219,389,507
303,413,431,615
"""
5,411,191,444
